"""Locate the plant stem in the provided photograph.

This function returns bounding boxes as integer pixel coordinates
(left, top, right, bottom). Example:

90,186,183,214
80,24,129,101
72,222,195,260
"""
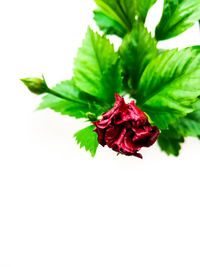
46,88,86,105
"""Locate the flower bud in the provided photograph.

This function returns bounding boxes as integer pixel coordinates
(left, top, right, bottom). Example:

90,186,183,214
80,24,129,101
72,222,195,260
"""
21,77,48,95
93,93,160,158
86,112,97,122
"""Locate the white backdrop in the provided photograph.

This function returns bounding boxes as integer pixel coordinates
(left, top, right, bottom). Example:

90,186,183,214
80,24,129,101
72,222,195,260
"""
1,0,200,266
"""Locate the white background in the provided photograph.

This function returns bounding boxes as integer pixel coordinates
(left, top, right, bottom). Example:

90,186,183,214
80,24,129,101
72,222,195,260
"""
0,0,200,266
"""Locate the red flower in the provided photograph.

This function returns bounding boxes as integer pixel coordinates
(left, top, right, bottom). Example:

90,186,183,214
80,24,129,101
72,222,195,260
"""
93,94,160,158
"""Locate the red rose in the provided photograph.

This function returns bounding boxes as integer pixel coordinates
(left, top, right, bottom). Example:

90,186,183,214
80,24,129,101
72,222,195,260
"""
93,94,160,158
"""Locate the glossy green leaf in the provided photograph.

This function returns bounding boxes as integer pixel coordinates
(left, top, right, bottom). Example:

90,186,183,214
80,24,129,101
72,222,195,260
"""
168,101,200,136
158,101,200,156
73,27,122,103
94,0,157,36
155,0,200,41
51,79,98,103
93,9,127,38
137,48,200,129
176,111,200,138
37,77,108,119
37,94,103,119
158,129,184,156
137,0,157,21
119,20,158,91
74,125,99,157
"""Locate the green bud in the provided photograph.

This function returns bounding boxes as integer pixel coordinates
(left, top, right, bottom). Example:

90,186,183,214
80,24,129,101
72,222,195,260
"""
20,77,48,95
86,112,97,122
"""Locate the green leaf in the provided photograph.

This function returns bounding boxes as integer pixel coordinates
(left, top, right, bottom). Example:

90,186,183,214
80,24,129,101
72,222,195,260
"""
192,45,200,52
94,0,157,35
158,129,184,156
176,111,200,138
94,0,134,32
137,0,157,21
37,94,102,119
50,79,105,105
136,48,200,129
155,0,200,41
168,101,200,138
93,9,127,38
37,78,108,119
119,20,158,91
158,109,200,156
73,27,122,103
51,80,84,101
158,101,200,156
74,125,99,157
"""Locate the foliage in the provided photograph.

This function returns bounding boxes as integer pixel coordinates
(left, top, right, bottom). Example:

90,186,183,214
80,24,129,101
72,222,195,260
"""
74,125,99,157
22,0,200,157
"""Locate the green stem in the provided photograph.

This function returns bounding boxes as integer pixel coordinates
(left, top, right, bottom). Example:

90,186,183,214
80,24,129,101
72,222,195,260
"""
46,88,86,105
